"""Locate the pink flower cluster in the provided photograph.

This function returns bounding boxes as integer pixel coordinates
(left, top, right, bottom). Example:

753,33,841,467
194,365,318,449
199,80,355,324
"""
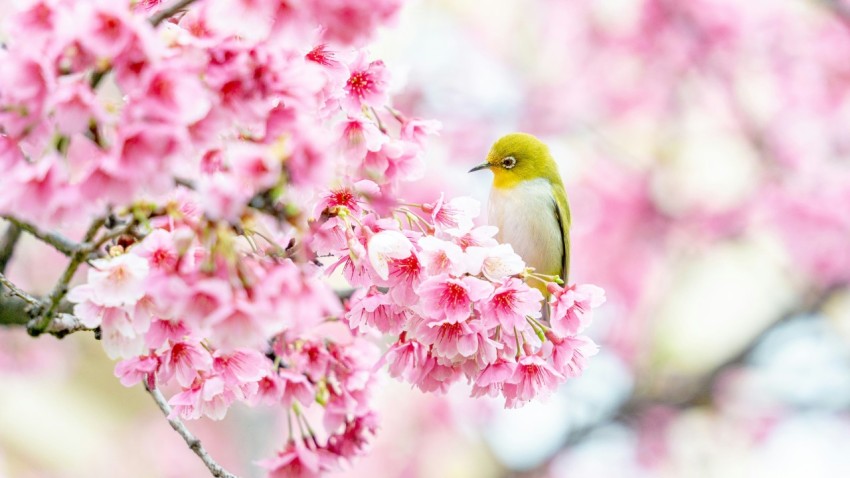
315,186,606,408
0,0,406,225
68,207,380,474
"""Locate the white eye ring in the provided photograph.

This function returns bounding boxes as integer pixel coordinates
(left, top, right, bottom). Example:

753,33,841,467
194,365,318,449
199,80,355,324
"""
501,156,517,169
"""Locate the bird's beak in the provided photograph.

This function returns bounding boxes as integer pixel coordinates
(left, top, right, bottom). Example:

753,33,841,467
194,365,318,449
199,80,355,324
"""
468,161,491,173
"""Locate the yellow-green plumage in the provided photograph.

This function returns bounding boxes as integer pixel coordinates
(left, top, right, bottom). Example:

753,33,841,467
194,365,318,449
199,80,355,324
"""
469,133,571,295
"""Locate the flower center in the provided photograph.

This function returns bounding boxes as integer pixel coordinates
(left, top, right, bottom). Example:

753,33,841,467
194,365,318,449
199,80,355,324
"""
443,282,467,307
347,72,371,97
494,291,515,310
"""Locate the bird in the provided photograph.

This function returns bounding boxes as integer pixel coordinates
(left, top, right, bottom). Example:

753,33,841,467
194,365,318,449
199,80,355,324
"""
469,133,570,297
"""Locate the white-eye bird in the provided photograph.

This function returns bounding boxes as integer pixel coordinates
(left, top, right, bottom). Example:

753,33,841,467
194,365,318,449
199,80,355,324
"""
469,133,571,296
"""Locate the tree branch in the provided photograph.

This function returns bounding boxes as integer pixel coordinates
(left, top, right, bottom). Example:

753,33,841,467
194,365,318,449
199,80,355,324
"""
149,0,200,26
0,214,140,336
2,216,78,257
30,214,140,335
0,274,91,337
144,384,239,478
0,222,22,273
0,271,40,306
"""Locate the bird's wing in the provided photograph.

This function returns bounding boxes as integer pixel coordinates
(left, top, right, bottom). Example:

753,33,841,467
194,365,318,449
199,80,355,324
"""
552,183,571,284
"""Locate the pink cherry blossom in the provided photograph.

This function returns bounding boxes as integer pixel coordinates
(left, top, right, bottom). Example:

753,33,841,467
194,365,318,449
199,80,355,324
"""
145,319,190,350
338,116,386,160
383,337,427,382
50,78,104,136
362,139,425,182
315,186,362,217
503,355,564,408
400,117,442,146
135,229,179,271
385,253,424,306
115,354,159,387
259,440,321,478
416,318,487,360
308,0,403,45
0,51,49,139
422,194,479,232
548,283,607,336
178,278,234,328
99,307,147,359
470,359,516,398
413,353,462,393
169,375,233,421
161,341,213,388
87,254,150,307
417,274,494,324
478,278,544,329
252,372,285,406
279,369,316,407
366,230,412,280
198,172,252,222
449,225,500,250
341,53,389,113
465,244,526,281
346,287,407,335
133,64,211,125
79,3,140,59
213,349,268,386
545,333,599,378
417,236,465,276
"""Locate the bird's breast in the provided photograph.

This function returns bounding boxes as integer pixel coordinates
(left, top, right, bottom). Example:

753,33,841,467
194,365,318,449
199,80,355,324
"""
488,178,563,279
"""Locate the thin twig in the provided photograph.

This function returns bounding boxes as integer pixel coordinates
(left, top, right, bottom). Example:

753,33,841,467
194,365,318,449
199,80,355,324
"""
0,271,40,306
0,222,22,273
144,384,239,478
89,218,138,256
2,216,78,257
369,106,388,134
149,0,200,26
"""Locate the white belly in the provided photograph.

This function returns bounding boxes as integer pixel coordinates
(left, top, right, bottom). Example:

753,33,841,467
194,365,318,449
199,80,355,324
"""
488,178,563,277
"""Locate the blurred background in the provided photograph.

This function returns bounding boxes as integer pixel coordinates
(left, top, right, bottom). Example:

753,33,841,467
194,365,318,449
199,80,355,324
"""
3,0,850,476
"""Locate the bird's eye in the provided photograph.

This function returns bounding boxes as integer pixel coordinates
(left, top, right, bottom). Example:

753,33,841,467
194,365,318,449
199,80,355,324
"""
501,156,517,169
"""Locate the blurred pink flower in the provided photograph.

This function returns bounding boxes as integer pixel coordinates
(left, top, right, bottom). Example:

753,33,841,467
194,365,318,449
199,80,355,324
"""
87,254,150,307
548,283,606,336
115,354,159,387
259,440,320,478
342,53,390,113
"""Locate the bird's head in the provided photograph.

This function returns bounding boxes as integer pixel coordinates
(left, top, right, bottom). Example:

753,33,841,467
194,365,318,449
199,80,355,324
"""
468,132,560,189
